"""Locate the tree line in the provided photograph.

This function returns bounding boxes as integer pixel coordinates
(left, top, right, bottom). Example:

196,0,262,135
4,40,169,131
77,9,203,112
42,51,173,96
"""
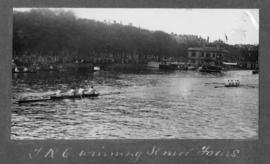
13,9,258,64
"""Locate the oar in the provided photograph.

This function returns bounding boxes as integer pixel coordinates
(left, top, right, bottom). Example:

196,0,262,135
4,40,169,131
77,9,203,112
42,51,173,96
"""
240,85,257,88
205,82,225,85
214,86,225,88
15,97,52,104
99,92,121,96
11,132,19,136
14,92,121,104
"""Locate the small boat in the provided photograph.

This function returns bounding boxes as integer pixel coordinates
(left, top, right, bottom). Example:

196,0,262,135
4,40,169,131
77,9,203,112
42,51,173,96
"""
224,85,240,87
187,66,197,71
159,62,178,70
147,61,160,68
16,93,100,104
252,69,259,74
199,65,222,73
215,84,240,88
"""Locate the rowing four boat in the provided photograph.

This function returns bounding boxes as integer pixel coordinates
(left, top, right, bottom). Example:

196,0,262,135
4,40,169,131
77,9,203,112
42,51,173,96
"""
16,93,100,104
50,93,100,99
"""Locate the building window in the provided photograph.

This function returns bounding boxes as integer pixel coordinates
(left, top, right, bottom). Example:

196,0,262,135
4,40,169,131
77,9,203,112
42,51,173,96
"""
206,53,210,57
212,53,216,58
192,52,196,57
201,53,204,57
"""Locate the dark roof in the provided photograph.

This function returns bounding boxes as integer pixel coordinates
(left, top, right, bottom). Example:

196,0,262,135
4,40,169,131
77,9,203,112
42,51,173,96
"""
188,47,229,53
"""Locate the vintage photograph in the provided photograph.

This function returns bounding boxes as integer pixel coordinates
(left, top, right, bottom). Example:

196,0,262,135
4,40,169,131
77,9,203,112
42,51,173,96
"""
11,8,258,139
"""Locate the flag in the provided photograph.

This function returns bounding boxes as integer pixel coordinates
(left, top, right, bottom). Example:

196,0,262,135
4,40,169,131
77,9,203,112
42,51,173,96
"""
225,34,228,42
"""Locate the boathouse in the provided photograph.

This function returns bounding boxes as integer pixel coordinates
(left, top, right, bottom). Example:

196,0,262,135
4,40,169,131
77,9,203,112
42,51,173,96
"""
238,46,258,69
187,47,229,67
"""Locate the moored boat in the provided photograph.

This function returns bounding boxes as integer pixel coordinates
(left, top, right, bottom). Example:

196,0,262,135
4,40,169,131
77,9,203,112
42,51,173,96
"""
159,63,178,70
252,69,259,74
199,65,222,73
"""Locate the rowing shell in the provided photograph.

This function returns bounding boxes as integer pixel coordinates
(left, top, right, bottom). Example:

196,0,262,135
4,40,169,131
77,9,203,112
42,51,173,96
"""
16,93,100,104
50,93,100,100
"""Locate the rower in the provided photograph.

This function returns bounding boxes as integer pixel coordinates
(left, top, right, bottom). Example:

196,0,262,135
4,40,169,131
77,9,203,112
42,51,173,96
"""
23,67,28,72
233,80,237,87
14,67,19,73
86,86,96,94
225,80,230,87
231,80,235,87
77,88,86,96
236,80,240,86
67,88,76,96
55,89,62,97
228,80,232,87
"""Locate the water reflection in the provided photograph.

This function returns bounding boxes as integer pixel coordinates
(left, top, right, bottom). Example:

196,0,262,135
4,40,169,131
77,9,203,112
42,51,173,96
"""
11,70,258,139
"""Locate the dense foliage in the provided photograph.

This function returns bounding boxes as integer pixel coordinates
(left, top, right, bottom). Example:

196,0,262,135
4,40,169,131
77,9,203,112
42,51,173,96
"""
13,9,258,64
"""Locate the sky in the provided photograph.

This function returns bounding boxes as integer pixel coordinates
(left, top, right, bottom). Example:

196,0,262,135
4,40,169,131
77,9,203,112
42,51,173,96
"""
14,8,259,45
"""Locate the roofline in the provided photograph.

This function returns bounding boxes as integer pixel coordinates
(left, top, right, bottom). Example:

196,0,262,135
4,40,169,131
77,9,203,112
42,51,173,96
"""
188,47,229,53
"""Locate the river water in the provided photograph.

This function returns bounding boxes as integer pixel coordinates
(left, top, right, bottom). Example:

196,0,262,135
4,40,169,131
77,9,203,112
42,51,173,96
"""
11,69,258,139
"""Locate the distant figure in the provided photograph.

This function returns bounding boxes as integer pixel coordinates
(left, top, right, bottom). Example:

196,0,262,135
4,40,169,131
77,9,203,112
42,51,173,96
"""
23,67,28,72
14,67,19,73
